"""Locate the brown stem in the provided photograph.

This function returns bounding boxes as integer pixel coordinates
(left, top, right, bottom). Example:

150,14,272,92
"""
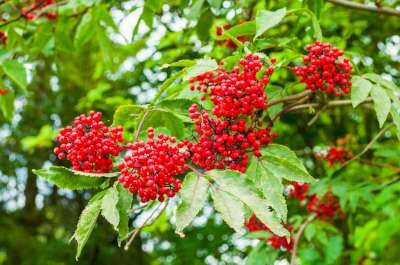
269,90,312,106
290,214,317,265
326,0,400,17
124,201,168,250
270,95,311,123
342,123,394,168
134,108,152,141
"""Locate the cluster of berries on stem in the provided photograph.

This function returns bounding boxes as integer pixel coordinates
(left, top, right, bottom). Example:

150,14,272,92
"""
288,182,342,220
245,215,293,251
21,0,58,21
293,41,352,96
188,54,277,172
315,146,353,166
54,111,124,173
117,128,190,202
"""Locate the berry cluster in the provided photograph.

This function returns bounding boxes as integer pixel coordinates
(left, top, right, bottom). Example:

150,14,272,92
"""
246,215,293,251
0,88,8,95
21,0,58,21
289,182,342,220
293,41,352,96
0,32,7,45
188,55,277,172
190,54,272,118
54,111,124,173
117,128,190,202
315,146,353,166
216,23,247,49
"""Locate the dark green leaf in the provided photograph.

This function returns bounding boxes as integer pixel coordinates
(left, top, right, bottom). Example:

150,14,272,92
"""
1,60,28,91
116,183,133,245
0,90,14,121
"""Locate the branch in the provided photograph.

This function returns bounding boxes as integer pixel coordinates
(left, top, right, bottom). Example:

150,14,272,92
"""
124,201,168,250
342,123,394,167
270,95,311,123
326,0,400,17
269,90,312,106
134,108,152,141
290,214,317,265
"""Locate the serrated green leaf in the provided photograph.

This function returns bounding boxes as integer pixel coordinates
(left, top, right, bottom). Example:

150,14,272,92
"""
32,166,105,190
142,109,186,139
210,187,244,232
101,187,120,230
75,12,95,46
116,183,133,245
187,0,205,20
185,58,218,79
247,157,287,221
324,235,343,265
207,170,288,237
112,104,145,126
255,8,286,40
371,85,391,128
0,90,14,121
223,21,256,38
73,191,105,260
261,144,315,183
1,60,27,91
351,76,372,107
175,172,210,236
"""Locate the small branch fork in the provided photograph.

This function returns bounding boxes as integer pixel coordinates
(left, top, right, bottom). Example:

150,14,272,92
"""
290,214,318,265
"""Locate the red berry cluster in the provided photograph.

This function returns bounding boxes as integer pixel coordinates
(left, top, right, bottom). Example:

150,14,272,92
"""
190,54,273,118
0,32,7,45
290,182,342,220
245,215,293,251
293,41,352,96
216,23,247,49
315,146,353,166
0,88,8,95
117,128,190,203
189,105,275,172
54,111,124,173
21,0,58,21
188,54,276,172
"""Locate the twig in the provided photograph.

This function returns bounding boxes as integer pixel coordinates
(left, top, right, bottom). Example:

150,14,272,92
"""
290,214,317,265
270,95,311,123
326,0,400,17
307,104,328,126
187,164,205,177
342,123,394,167
269,90,312,106
0,0,48,28
124,201,168,250
134,108,152,141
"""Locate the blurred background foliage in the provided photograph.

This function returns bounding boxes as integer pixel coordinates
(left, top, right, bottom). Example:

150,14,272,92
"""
0,0,400,264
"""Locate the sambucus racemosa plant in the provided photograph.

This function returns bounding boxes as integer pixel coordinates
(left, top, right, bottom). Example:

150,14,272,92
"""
29,6,400,265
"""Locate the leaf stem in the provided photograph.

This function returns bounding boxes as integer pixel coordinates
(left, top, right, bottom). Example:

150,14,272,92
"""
290,213,317,265
134,107,152,141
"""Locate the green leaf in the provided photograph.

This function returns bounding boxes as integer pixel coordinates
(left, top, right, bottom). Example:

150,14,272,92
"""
207,0,222,8
307,0,322,19
305,222,316,241
101,187,120,230
255,8,286,40
351,76,372,107
1,60,28,91
143,109,186,139
112,104,145,126
245,242,279,265
161,60,195,69
224,21,256,38
116,183,133,245
32,166,105,190
175,172,210,236
210,187,244,232
0,90,14,121
75,12,94,46
261,144,315,183
371,85,391,128
247,157,287,221
72,191,105,260
207,170,288,237
145,0,163,12
196,9,213,42
185,58,218,79
187,0,205,20
391,105,400,140
324,235,343,264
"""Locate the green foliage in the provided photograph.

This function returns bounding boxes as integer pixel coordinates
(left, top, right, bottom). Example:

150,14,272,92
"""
1,60,27,92
101,187,120,231
255,8,287,40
